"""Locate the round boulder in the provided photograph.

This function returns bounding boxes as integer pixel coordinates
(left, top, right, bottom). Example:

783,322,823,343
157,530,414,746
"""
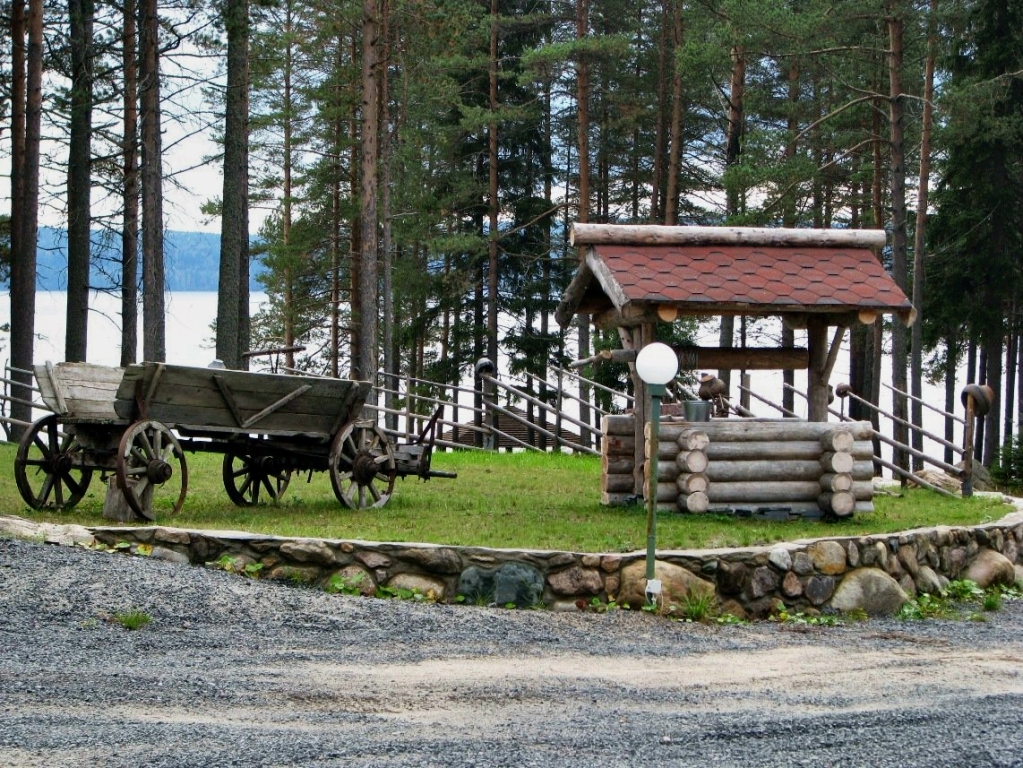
964,549,1017,589
618,560,714,611
829,568,909,616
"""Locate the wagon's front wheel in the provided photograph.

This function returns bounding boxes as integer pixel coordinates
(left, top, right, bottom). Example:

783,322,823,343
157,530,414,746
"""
222,452,291,506
116,420,188,519
329,422,396,509
15,415,93,510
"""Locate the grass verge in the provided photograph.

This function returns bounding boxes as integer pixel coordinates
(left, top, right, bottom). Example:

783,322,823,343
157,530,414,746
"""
1,442,1012,552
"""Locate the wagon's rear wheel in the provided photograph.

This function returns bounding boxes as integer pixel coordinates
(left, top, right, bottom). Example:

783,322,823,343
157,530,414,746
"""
116,420,188,519
222,452,291,506
329,422,396,509
15,414,93,510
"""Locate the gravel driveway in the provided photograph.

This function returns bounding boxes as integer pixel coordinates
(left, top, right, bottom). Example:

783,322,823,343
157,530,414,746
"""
2,535,1022,768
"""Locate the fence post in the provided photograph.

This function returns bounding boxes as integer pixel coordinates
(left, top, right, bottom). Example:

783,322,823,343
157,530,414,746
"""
962,396,975,498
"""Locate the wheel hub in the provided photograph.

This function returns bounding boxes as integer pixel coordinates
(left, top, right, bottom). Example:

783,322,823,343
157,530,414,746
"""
352,451,379,485
147,460,174,484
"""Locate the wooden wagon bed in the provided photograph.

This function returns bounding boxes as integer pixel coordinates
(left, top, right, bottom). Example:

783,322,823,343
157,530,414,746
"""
16,361,449,519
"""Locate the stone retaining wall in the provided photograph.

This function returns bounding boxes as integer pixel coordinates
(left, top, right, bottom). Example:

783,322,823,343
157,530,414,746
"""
3,504,1023,619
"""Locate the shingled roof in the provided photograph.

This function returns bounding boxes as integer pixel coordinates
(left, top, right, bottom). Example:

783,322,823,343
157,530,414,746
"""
556,225,915,328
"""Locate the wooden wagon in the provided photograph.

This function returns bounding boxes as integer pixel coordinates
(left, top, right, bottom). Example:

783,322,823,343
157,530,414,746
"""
14,361,452,519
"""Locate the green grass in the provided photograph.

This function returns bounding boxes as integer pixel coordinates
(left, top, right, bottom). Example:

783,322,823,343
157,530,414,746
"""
1,442,1012,552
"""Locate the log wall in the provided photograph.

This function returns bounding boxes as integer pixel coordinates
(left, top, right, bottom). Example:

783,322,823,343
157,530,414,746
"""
602,415,876,519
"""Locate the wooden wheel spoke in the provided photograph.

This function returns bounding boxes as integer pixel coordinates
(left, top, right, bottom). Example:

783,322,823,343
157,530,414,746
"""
38,474,55,504
32,434,51,457
260,475,277,499
343,483,358,505
344,435,358,457
367,481,381,503
137,431,156,460
59,471,85,498
238,473,254,496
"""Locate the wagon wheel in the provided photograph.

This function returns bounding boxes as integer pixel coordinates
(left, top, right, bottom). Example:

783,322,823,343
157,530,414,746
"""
14,414,93,510
329,421,396,509
222,452,291,506
116,420,188,520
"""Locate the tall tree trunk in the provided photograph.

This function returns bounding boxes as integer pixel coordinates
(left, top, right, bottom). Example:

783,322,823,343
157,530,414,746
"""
380,0,396,428
869,91,886,467
944,326,958,465
575,0,591,448
782,60,799,415
282,2,296,371
650,2,668,222
121,0,139,367
216,0,249,369
1004,310,1017,448
718,44,745,391
356,0,380,385
66,0,94,362
663,0,683,225
329,40,345,379
9,0,25,283
487,0,500,371
349,33,362,378
910,0,937,469
139,0,165,362
888,4,909,477
8,0,41,439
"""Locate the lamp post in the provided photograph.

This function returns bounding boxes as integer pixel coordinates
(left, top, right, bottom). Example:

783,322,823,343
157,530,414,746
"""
635,342,679,606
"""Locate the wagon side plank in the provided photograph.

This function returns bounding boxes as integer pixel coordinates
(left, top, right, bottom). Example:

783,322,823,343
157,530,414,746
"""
34,362,124,422
114,364,371,436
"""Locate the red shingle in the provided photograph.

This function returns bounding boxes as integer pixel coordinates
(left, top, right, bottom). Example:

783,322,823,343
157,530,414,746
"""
592,245,912,311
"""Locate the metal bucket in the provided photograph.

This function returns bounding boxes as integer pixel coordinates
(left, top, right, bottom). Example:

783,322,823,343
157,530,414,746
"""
683,400,712,422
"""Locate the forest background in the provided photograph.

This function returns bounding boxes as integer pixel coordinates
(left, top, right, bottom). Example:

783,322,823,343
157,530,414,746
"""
1,0,1022,473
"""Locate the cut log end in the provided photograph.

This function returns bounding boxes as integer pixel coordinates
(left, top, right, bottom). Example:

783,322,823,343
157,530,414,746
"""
818,491,856,518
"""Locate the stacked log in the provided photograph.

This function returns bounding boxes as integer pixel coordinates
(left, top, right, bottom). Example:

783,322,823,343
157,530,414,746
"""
601,414,639,504
644,422,709,512
818,429,857,517
599,415,876,518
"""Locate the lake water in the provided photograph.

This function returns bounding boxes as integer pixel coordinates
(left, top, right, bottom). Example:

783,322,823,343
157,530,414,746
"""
1,290,265,369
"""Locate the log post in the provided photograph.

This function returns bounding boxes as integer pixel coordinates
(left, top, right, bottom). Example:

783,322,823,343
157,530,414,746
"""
103,476,148,522
807,317,830,422
962,394,975,497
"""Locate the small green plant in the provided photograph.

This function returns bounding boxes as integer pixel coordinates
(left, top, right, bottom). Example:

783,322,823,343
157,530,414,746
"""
943,579,983,601
111,610,151,631
325,572,366,595
586,595,620,613
209,554,263,578
375,584,436,602
898,592,954,620
715,613,747,626
667,591,717,623
982,590,1002,612
771,607,842,626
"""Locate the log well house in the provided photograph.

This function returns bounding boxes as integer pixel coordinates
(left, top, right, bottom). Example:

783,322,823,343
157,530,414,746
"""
554,224,916,517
